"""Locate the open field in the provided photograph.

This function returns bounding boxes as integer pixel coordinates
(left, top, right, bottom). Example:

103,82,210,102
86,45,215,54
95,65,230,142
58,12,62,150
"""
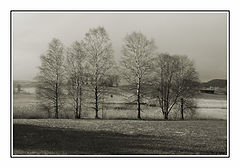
13,119,227,155
13,86,228,155
13,91,227,120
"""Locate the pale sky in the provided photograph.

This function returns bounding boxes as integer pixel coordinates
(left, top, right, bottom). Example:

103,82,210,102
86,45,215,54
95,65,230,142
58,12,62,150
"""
12,12,228,82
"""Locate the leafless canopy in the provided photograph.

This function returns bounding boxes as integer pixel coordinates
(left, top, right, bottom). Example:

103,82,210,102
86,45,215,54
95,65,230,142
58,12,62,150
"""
36,38,65,119
82,26,115,118
65,41,86,119
121,32,156,119
150,53,199,119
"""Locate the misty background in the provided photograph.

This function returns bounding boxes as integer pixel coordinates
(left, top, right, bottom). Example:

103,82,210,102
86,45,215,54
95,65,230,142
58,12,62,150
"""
12,12,227,82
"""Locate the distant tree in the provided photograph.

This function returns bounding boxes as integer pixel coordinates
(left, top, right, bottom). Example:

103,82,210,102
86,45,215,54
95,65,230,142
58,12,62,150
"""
65,41,86,119
113,74,120,87
121,32,156,119
82,26,115,119
36,38,65,119
111,74,120,87
150,53,199,120
17,84,21,93
102,74,120,87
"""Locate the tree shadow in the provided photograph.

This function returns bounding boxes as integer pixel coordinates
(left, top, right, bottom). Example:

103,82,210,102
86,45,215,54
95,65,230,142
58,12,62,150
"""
13,124,226,155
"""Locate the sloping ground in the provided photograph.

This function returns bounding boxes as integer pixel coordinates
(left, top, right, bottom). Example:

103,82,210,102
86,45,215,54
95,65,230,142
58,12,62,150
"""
201,79,227,88
13,119,227,155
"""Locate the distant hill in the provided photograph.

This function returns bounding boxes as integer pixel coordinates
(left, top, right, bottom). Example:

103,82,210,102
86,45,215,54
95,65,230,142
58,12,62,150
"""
201,79,227,88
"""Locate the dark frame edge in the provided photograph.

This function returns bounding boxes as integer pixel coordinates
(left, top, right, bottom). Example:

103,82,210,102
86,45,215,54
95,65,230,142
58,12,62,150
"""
227,10,230,158
10,9,230,12
10,10,13,158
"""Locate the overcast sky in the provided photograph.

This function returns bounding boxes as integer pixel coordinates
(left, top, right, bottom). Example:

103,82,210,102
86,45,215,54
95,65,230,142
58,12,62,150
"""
12,12,228,82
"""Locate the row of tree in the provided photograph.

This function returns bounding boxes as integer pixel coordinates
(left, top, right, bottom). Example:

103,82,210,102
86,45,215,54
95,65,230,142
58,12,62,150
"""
36,26,199,120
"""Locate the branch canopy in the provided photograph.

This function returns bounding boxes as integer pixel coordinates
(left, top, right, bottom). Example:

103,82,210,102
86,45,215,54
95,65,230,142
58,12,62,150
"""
121,32,156,84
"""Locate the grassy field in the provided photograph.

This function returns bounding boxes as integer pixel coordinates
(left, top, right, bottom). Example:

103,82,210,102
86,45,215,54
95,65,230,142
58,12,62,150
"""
13,91,227,120
13,119,227,155
13,85,228,155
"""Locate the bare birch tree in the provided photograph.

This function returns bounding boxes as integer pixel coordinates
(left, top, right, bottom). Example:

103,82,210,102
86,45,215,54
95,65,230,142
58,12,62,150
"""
65,41,86,119
150,53,199,120
121,32,156,119
36,38,65,119
82,26,114,119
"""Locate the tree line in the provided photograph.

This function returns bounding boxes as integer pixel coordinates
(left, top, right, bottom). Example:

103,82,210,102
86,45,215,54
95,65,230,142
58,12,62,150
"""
36,26,199,120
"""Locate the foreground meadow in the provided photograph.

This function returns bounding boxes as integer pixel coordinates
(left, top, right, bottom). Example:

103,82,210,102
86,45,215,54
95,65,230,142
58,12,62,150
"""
13,119,227,155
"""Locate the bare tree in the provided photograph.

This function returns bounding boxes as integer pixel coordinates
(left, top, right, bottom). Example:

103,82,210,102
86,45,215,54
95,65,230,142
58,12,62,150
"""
82,26,115,119
178,97,197,120
36,38,65,119
121,32,156,120
150,53,199,120
65,41,86,119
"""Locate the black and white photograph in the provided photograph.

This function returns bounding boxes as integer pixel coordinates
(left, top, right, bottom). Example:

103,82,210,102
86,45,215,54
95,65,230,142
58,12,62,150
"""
11,11,229,157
